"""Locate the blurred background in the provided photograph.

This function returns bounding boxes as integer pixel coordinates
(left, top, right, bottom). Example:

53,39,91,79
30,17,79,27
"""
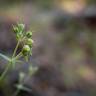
0,0,96,96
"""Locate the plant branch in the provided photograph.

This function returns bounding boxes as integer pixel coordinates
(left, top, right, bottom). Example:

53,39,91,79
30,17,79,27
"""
0,62,11,81
12,40,20,58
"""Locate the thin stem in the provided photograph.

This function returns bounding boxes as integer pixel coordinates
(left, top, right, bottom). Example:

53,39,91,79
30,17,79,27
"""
12,36,26,58
0,62,11,81
12,40,20,58
15,52,22,60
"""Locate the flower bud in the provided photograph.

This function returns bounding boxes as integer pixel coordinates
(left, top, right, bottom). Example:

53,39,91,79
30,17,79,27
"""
18,24,25,32
13,26,19,34
26,31,32,38
16,32,23,40
26,38,34,47
22,45,30,56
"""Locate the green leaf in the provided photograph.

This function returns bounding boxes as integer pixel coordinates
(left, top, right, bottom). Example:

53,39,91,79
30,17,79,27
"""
15,84,31,92
0,53,11,62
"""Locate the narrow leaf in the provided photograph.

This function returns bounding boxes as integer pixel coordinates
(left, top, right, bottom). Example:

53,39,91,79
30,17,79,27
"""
15,84,31,92
0,53,11,61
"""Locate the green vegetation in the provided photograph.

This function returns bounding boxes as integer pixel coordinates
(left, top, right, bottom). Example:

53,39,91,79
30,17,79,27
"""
0,23,37,96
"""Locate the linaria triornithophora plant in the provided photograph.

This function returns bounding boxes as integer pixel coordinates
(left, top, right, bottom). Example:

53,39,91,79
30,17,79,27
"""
0,23,37,96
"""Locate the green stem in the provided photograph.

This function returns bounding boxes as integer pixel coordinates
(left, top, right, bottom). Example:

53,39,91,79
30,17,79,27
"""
0,62,11,81
12,37,26,58
12,40,20,58
15,52,22,60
